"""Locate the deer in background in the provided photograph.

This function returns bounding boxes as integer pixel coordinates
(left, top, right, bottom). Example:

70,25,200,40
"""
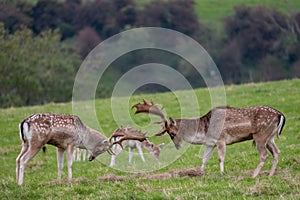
16,113,147,185
109,126,163,167
73,148,88,162
133,99,285,178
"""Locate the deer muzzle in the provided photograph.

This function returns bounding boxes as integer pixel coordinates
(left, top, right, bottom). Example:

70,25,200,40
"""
88,155,95,161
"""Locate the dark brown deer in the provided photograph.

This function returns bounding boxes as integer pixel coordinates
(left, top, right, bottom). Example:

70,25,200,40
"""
133,99,285,178
16,113,147,185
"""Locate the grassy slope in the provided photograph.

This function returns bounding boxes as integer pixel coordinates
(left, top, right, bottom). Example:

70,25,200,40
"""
1,79,300,199
194,0,300,21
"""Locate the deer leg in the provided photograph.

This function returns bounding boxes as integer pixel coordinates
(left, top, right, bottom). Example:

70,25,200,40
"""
16,143,42,185
110,154,117,167
82,149,87,161
57,148,64,180
76,149,81,162
110,144,122,167
252,142,268,178
137,144,145,162
128,147,133,163
217,141,226,173
72,148,76,161
66,145,75,181
201,145,215,172
16,141,29,185
267,138,280,176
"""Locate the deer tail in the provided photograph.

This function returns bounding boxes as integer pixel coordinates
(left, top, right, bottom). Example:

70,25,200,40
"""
277,114,285,138
19,120,29,142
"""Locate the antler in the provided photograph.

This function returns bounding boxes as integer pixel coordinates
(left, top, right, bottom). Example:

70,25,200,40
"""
109,127,148,149
132,99,167,122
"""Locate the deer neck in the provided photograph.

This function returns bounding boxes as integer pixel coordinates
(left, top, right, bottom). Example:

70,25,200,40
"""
80,126,107,151
176,118,208,145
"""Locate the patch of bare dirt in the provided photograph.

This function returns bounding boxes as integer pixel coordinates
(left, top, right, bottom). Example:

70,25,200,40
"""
98,174,127,181
97,168,203,182
171,168,203,177
40,168,204,185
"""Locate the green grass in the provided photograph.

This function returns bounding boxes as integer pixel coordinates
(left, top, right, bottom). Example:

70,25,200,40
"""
1,79,300,199
193,0,300,35
194,0,300,22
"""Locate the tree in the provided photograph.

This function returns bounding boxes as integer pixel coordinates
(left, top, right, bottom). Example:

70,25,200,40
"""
30,0,62,34
225,5,288,64
75,0,137,39
0,1,32,33
76,27,102,58
0,23,80,108
219,5,299,83
137,0,201,39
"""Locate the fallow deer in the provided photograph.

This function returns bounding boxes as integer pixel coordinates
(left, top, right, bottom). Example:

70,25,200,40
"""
109,126,163,166
133,99,285,178
16,113,147,185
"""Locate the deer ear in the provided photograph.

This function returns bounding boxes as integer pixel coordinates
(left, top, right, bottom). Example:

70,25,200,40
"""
169,117,176,126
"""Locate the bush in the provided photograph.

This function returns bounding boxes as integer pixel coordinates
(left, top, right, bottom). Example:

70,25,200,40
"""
137,0,201,39
76,27,102,59
0,23,80,108
219,5,300,83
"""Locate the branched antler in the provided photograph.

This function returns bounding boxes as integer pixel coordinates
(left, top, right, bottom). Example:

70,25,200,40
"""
109,127,148,149
132,99,171,137
132,99,167,122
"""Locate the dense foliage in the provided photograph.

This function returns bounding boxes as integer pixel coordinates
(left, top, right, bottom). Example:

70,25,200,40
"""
0,23,80,107
219,5,300,83
0,0,300,107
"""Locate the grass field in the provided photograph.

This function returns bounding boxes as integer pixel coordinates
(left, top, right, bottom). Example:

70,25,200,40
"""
194,0,300,21
193,0,300,35
1,79,300,199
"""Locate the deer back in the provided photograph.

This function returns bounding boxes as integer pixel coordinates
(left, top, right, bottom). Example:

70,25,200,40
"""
167,106,285,147
212,106,285,144
20,113,86,149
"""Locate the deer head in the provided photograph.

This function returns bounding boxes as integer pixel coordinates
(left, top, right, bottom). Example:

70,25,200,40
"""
88,135,112,161
132,99,178,140
108,126,148,149
149,143,164,159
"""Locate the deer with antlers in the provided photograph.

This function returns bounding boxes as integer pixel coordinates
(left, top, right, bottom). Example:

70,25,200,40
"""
16,113,147,185
109,126,163,167
133,99,285,178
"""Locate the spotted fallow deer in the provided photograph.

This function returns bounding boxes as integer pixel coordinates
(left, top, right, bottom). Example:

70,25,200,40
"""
16,113,147,185
109,126,163,167
133,100,285,178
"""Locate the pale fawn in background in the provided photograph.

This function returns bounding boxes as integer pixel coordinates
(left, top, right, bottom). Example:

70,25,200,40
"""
109,126,163,167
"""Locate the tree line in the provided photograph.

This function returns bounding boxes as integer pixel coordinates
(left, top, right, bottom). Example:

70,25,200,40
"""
0,0,300,108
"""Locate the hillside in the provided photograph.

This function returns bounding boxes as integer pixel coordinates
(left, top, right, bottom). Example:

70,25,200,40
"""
194,0,300,22
1,79,300,199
